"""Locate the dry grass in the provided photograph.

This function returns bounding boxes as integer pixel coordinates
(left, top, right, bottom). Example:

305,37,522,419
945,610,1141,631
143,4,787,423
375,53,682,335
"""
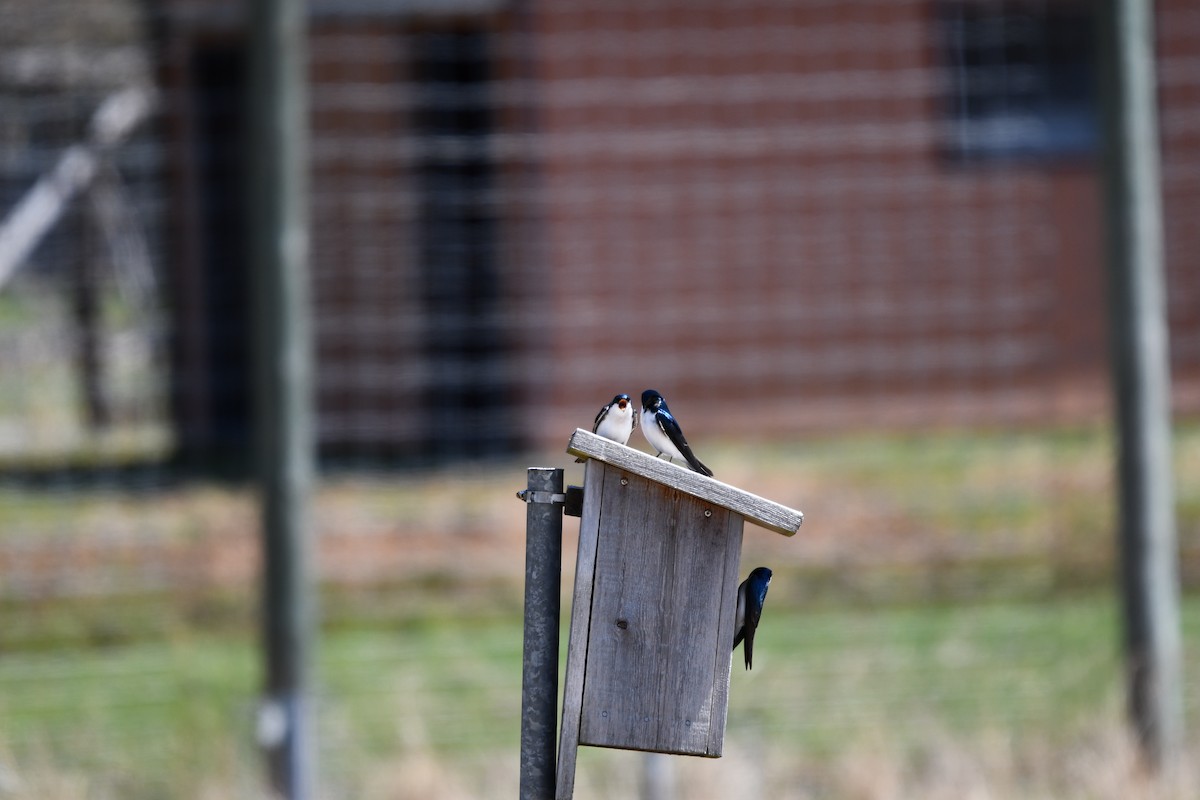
324,721,1200,800
5,721,1198,800
4,423,1199,613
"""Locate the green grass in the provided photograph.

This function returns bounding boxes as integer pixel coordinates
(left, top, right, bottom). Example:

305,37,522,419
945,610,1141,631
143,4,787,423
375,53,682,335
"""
731,597,1125,751
4,591,1200,798
0,636,256,798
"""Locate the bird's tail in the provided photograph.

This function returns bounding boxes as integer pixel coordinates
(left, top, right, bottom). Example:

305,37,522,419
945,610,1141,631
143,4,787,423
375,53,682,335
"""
686,454,713,477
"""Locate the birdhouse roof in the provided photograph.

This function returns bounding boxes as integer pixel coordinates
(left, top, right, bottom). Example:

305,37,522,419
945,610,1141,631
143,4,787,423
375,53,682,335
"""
567,428,804,536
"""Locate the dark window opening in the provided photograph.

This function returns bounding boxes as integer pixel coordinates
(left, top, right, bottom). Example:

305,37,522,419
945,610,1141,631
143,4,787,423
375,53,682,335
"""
413,28,516,461
175,41,252,470
936,0,1097,162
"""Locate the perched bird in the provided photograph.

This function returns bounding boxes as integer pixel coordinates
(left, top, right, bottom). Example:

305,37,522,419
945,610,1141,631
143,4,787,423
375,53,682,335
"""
733,567,773,670
639,389,713,477
575,393,638,462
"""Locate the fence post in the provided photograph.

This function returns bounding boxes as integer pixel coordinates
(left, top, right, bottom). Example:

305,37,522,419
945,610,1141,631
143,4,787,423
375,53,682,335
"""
641,753,675,800
249,0,315,797
520,467,564,799
1097,0,1183,768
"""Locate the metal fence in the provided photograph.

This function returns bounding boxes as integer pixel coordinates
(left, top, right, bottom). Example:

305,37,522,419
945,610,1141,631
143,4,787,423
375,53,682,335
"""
2,0,1199,798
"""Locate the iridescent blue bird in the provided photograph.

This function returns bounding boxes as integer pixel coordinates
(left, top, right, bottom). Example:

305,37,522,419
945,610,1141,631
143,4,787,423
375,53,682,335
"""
639,389,713,476
733,567,773,670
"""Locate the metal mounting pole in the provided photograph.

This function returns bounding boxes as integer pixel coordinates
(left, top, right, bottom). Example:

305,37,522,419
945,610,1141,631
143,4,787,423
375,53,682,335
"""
249,0,314,796
519,467,565,799
1097,0,1183,768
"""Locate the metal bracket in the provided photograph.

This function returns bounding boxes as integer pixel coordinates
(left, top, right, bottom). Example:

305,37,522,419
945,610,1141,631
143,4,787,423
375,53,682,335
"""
517,489,567,505
517,485,584,517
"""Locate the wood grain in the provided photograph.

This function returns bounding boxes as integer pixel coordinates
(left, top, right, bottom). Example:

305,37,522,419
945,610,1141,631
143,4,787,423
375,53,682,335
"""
577,473,740,757
555,459,606,799
707,511,745,755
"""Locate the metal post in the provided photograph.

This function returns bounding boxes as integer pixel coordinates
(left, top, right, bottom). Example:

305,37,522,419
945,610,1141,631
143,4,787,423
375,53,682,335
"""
520,467,564,799
1097,0,1183,768
249,0,314,797
75,201,110,430
641,753,676,800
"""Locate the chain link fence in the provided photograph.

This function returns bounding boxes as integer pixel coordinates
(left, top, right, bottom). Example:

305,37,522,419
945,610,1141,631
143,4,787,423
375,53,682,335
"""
2,0,1200,797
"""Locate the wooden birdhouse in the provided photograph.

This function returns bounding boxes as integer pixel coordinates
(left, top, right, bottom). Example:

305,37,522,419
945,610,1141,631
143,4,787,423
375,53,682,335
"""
556,428,803,798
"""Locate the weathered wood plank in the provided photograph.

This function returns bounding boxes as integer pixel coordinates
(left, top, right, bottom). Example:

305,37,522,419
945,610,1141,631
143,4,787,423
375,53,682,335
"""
707,512,744,756
578,476,735,756
567,428,804,536
555,459,606,799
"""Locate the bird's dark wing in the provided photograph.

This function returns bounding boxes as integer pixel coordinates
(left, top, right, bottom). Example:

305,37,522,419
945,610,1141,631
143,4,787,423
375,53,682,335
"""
732,625,746,651
576,402,612,462
591,402,611,433
748,584,769,629
742,574,770,668
657,411,713,477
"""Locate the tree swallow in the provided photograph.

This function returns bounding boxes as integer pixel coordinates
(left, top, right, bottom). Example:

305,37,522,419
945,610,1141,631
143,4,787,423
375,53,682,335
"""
639,389,713,476
575,393,638,462
733,567,773,670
